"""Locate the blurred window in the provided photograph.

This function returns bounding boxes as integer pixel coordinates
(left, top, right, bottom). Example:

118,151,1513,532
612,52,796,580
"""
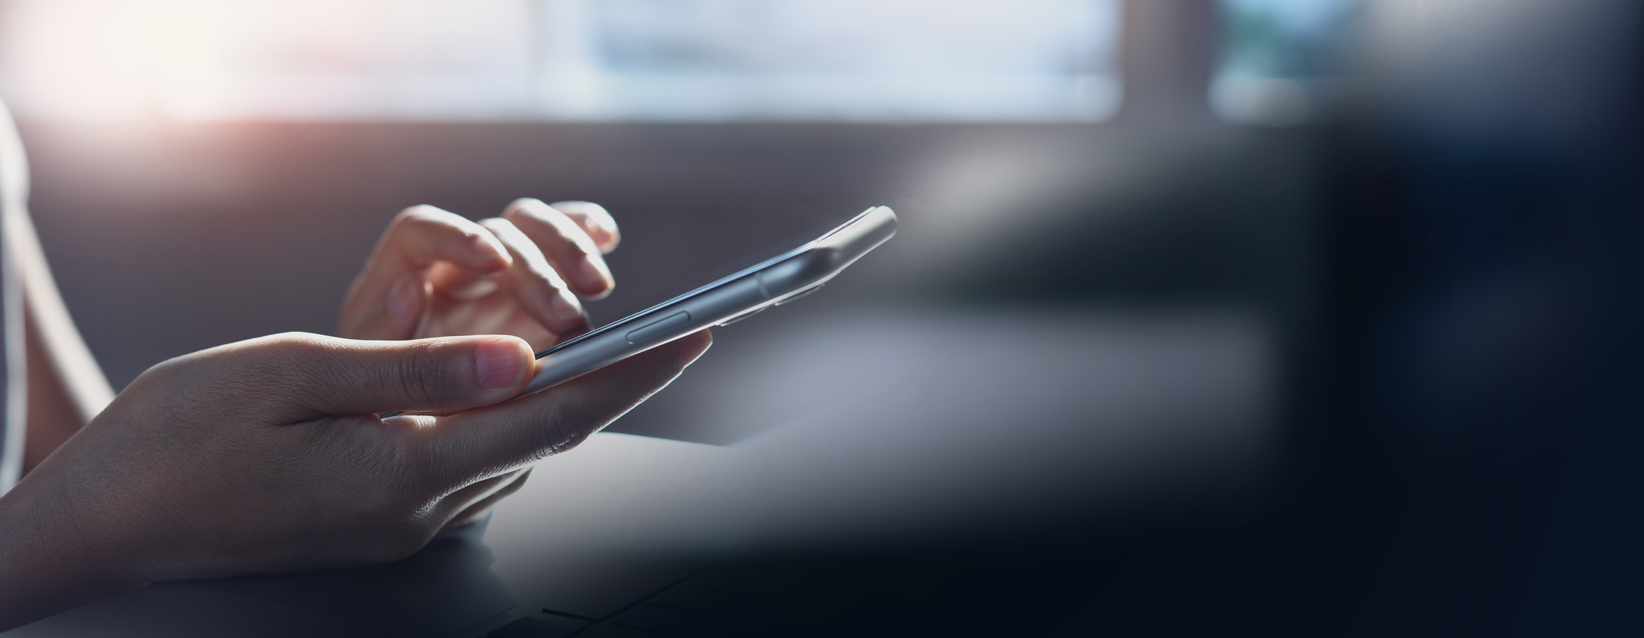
0,0,1120,122
1212,0,1364,126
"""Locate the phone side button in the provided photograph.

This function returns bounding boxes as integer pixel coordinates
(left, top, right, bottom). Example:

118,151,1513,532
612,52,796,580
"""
625,311,693,344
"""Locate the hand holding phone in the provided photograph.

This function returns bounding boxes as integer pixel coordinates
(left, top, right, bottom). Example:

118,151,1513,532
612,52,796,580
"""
345,202,895,414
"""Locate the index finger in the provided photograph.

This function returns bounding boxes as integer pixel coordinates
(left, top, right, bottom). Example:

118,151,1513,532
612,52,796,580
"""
501,199,614,298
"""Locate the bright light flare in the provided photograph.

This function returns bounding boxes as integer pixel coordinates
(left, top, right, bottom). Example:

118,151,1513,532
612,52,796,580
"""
0,0,1115,122
2,0,239,120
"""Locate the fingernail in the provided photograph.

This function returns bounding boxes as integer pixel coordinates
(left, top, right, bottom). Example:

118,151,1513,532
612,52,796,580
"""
579,254,612,291
550,289,583,322
475,339,528,391
595,223,620,247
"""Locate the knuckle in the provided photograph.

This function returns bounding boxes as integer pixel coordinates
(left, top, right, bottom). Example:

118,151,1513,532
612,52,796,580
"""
394,205,472,241
520,254,566,288
504,199,574,236
396,204,441,223
390,340,453,408
477,217,525,248
552,201,615,228
476,216,512,233
505,197,546,215
551,199,597,211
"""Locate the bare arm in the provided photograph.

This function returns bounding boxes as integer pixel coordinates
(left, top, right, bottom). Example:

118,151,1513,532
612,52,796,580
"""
2,201,114,473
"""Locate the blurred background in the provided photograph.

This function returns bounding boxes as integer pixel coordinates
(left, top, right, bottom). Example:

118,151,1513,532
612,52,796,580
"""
1,0,1640,634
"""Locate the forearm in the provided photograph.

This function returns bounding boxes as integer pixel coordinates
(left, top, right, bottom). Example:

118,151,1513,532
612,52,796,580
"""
0,469,142,631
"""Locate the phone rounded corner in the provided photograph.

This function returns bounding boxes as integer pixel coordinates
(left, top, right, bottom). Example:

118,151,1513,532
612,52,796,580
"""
872,205,898,228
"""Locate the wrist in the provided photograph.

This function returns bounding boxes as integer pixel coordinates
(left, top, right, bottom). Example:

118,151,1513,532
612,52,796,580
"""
0,464,147,630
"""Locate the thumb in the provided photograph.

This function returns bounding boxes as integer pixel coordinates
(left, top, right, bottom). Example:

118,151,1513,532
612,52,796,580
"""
412,330,713,487
249,333,535,419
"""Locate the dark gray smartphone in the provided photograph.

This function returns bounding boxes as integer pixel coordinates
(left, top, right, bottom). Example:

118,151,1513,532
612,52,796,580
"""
517,205,897,397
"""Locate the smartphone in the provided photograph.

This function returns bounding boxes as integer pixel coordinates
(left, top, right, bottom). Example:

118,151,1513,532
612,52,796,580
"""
517,205,897,398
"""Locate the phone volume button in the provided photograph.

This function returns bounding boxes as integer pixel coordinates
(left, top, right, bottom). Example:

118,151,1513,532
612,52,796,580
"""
625,311,692,344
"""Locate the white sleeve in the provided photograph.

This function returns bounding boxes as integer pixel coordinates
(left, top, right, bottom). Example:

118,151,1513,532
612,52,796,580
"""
0,97,28,494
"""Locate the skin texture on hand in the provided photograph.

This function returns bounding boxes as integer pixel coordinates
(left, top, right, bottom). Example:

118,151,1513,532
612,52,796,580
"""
0,329,711,630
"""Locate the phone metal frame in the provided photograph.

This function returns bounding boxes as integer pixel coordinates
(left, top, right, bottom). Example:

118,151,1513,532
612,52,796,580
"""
517,205,897,397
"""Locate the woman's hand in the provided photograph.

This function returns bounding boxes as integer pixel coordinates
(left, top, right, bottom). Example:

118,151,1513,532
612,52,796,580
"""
0,329,710,630
339,199,621,350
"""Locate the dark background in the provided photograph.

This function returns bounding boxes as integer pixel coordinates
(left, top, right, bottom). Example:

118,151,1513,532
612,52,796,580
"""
11,0,1644,634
